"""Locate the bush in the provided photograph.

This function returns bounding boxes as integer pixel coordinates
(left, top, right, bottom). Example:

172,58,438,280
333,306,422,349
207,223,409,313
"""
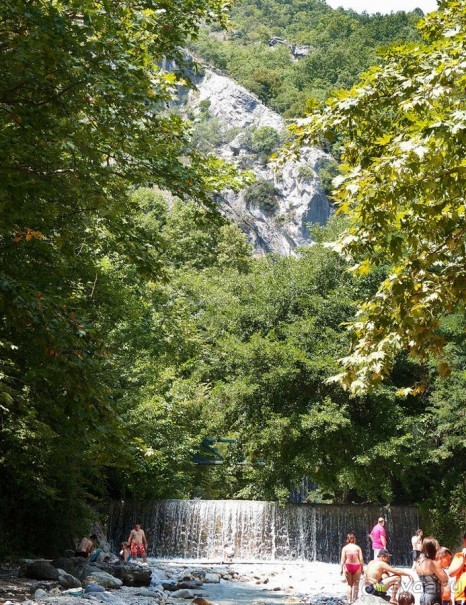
298,164,315,181
318,159,339,197
251,126,282,156
243,179,279,212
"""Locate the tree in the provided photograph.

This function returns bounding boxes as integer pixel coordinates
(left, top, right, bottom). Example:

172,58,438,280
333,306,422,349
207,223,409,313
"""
0,0,237,555
289,0,466,393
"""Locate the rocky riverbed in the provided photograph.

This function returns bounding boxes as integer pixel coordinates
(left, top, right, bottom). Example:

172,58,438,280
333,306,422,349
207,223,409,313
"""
0,558,350,605
0,558,420,605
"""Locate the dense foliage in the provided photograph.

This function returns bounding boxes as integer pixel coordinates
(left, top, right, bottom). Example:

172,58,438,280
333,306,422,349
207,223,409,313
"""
109,202,465,544
289,0,466,395
0,0,237,556
190,0,423,116
1,0,465,559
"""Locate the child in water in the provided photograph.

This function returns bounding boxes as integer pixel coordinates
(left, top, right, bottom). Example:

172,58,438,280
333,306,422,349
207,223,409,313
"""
119,541,131,562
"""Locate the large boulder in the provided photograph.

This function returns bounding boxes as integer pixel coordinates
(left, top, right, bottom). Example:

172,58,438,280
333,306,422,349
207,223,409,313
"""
94,562,151,587
204,573,221,584
51,558,77,575
57,568,82,589
23,561,59,581
83,572,122,589
74,563,102,581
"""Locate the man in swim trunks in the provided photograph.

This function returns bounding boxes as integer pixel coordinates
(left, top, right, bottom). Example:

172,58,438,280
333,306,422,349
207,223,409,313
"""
370,517,387,559
448,531,466,605
365,549,414,604
127,523,148,563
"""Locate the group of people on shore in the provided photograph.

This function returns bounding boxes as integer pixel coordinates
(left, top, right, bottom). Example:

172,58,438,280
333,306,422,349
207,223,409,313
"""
75,523,149,564
340,519,466,605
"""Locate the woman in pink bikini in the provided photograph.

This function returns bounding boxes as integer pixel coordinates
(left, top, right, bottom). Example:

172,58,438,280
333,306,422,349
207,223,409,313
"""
340,532,365,603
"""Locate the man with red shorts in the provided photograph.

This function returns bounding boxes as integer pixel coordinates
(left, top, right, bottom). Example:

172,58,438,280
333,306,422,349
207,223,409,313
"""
127,523,148,563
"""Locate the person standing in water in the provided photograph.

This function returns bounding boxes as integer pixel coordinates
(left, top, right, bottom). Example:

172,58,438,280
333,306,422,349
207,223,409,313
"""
448,531,466,605
412,529,424,568
127,523,148,563
340,532,364,603
415,537,448,605
369,517,387,559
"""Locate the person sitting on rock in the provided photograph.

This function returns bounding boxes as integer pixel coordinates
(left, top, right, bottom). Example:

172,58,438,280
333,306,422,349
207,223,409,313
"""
75,534,97,558
364,549,414,604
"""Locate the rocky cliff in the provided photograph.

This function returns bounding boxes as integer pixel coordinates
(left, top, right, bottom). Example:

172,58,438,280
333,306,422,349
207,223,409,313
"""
184,66,333,256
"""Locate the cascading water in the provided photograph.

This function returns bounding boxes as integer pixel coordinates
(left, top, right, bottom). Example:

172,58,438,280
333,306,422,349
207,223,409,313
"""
107,500,418,566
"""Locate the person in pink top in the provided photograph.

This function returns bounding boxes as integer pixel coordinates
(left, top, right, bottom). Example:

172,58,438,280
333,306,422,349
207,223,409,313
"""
369,517,387,559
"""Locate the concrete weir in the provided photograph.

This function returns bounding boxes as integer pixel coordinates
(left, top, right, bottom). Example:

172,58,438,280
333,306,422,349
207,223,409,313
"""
107,500,418,566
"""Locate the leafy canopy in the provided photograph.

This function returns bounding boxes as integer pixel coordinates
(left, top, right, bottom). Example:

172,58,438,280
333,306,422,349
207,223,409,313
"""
288,0,466,394
0,0,237,555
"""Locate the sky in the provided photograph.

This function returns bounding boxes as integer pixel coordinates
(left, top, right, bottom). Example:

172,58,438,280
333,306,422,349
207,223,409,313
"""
325,0,438,14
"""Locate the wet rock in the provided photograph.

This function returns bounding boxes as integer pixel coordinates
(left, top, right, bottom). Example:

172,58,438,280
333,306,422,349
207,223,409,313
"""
353,596,380,605
48,587,62,596
177,581,203,589
310,597,346,605
57,568,82,589
181,569,206,582
34,588,48,599
84,591,127,605
94,562,151,587
161,580,178,591
83,572,122,589
74,563,102,581
62,588,84,597
51,558,77,575
203,573,220,584
85,584,106,593
171,588,194,598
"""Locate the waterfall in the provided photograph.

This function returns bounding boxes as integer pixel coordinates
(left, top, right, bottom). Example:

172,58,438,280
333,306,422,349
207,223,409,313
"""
107,500,418,566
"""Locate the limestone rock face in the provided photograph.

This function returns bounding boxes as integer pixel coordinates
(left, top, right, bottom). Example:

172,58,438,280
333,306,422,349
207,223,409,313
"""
186,67,332,256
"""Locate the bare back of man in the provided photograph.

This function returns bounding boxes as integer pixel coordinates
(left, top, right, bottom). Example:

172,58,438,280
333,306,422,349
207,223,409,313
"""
365,552,413,605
